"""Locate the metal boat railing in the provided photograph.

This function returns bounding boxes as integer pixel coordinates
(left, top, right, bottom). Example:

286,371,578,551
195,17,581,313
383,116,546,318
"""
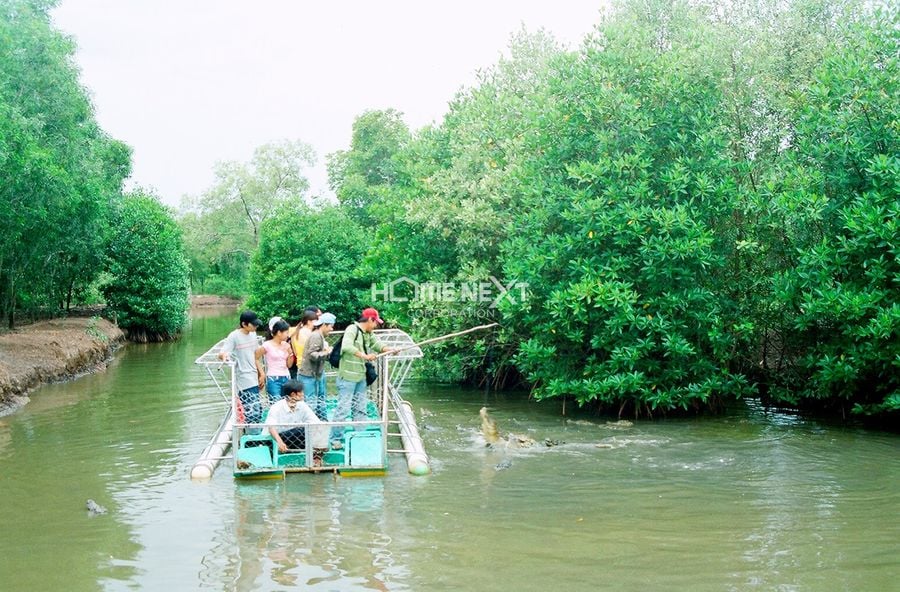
191,328,428,479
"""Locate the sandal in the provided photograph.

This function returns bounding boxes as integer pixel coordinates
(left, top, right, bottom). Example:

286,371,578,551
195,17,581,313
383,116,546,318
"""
312,449,325,467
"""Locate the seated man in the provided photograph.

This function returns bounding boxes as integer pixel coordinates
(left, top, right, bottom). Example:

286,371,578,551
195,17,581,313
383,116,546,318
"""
265,380,328,456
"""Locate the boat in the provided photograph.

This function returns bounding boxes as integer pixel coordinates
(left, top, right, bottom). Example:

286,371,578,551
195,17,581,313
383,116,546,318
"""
191,328,429,480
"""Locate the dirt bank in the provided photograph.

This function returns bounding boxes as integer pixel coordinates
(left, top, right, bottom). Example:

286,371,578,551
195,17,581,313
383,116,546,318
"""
191,295,243,307
0,317,124,416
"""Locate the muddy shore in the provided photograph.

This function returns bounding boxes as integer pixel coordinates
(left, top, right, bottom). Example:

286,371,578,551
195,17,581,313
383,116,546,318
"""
190,295,243,307
0,298,242,416
0,317,124,416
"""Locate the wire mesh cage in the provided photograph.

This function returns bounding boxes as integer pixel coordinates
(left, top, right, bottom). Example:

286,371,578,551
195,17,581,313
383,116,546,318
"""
194,328,423,476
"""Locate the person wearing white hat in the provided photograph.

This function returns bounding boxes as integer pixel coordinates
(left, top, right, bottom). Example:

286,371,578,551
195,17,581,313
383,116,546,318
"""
298,312,336,420
255,317,292,404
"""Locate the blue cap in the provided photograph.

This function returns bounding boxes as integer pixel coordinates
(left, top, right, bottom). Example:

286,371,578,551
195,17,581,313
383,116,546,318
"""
314,312,336,326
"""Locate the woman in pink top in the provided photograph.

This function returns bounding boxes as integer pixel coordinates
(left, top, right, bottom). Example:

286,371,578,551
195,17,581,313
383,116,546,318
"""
256,317,294,403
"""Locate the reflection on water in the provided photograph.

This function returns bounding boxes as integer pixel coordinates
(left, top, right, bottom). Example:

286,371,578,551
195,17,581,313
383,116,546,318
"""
203,475,403,591
0,310,897,591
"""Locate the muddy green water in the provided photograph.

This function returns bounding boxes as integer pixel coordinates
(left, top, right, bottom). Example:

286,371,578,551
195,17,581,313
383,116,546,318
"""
0,309,897,591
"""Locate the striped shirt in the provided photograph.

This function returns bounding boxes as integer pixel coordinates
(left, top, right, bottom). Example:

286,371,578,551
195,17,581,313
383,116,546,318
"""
222,329,261,391
337,323,383,382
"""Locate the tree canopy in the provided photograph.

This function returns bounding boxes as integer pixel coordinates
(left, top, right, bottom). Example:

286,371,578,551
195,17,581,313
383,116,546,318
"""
0,0,131,327
1,0,190,340
138,0,900,419
179,140,317,296
310,0,898,418
246,205,370,324
103,191,190,342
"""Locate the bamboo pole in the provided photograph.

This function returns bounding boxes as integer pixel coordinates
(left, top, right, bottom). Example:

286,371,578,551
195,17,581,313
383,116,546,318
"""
377,322,499,358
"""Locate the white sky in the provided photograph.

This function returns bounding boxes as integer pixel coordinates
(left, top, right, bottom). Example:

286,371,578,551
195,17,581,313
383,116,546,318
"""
52,1,606,206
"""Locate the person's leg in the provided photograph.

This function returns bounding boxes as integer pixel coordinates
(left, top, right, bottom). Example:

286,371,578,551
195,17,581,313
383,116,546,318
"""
266,376,287,404
238,386,262,433
331,376,354,445
351,379,369,423
298,374,318,417
317,374,328,420
279,427,306,450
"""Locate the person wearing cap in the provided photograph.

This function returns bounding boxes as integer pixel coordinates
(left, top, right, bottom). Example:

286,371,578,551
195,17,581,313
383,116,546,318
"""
256,317,293,404
332,307,395,446
218,310,265,429
298,312,336,420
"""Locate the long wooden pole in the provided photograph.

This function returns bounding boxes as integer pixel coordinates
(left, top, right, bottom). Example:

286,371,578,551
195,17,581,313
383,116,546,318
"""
377,322,499,357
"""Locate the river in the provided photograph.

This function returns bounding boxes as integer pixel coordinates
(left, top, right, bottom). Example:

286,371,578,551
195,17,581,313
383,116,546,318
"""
0,309,897,591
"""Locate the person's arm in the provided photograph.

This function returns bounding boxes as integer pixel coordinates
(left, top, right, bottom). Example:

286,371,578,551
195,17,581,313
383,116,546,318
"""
300,403,326,450
343,325,377,361
341,325,370,359
369,333,396,355
308,334,331,360
269,426,288,453
218,334,235,361
265,404,288,452
256,344,266,389
300,402,321,425
284,341,296,367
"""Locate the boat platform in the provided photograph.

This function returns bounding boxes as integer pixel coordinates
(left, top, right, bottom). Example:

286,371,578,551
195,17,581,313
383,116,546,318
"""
191,328,429,480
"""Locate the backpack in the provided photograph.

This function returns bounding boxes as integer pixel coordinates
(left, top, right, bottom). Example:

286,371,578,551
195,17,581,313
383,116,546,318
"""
329,324,356,368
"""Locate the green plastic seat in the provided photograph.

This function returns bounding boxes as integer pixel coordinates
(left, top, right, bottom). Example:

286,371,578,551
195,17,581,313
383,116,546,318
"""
236,444,275,469
277,452,306,467
344,431,383,467
237,433,277,469
322,450,345,466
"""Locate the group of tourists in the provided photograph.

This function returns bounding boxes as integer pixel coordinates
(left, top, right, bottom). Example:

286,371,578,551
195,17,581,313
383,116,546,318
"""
218,306,395,457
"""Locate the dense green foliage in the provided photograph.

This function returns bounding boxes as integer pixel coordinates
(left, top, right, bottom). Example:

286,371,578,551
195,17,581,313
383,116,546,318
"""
310,0,897,418
246,206,369,324
178,140,316,296
0,0,189,340
3,0,893,417
102,192,190,342
504,14,756,412
163,0,898,418
0,0,130,327
768,17,899,414
327,109,411,225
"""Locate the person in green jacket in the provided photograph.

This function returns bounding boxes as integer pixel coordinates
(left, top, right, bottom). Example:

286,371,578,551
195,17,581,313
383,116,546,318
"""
331,307,394,447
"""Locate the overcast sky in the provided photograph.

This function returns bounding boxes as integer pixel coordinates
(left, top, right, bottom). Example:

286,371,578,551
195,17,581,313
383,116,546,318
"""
52,1,605,207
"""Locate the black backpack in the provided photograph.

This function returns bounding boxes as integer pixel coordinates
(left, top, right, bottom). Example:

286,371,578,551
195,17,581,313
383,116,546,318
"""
329,324,355,368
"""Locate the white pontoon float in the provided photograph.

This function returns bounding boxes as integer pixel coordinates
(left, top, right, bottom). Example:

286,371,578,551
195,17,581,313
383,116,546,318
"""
191,329,429,480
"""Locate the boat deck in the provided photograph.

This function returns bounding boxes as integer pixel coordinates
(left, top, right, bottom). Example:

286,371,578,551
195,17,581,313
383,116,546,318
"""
192,328,428,479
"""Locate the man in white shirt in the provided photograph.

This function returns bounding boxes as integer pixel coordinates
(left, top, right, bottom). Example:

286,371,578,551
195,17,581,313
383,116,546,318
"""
218,310,265,428
265,380,327,453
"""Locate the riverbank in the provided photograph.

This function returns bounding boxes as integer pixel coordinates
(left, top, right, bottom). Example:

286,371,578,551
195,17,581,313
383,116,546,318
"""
190,295,243,307
0,317,124,416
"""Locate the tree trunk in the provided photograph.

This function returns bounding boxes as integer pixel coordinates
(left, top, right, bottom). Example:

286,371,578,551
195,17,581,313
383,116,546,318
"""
66,281,74,311
7,275,15,330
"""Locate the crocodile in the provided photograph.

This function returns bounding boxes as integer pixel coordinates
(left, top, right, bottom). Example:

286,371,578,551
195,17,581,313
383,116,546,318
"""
86,499,107,516
479,407,537,448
